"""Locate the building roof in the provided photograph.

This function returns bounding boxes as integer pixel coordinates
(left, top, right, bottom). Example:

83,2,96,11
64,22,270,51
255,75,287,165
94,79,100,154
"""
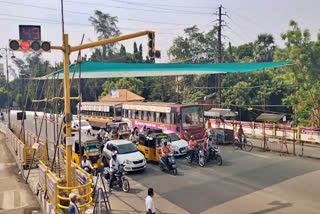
256,113,285,122
99,89,145,102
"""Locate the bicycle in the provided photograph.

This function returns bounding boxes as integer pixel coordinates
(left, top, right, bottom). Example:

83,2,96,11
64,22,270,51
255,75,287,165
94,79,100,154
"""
233,136,253,152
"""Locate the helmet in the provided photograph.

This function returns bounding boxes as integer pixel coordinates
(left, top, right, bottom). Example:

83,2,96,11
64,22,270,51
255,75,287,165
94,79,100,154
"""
112,151,117,159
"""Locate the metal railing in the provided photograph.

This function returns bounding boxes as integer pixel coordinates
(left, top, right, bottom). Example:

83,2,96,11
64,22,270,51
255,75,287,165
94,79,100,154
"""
38,160,93,213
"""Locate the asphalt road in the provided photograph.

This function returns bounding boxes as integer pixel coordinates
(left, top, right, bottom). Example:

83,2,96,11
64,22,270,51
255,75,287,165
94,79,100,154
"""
8,111,320,213
128,147,320,213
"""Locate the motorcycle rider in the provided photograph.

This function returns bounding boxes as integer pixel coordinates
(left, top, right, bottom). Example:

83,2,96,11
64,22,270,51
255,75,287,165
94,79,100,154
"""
109,152,120,191
161,140,172,167
81,156,94,173
188,135,197,163
205,134,215,159
140,125,148,135
203,132,209,153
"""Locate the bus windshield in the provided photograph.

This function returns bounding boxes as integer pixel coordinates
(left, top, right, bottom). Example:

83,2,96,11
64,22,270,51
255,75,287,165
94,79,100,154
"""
182,106,204,128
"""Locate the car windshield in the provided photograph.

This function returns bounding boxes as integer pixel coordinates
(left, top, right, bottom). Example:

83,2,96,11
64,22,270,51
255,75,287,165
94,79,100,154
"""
86,143,100,153
156,136,170,146
168,133,180,141
182,106,204,128
80,121,90,126
117,143,138,154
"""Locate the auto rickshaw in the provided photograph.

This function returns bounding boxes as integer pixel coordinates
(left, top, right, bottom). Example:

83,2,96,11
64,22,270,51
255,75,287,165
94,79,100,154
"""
138,130,171,162
106,121,131,140
72,135,103,171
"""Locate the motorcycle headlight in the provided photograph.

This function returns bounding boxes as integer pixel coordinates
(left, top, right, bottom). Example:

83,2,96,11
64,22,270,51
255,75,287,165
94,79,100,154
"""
124,160,132,164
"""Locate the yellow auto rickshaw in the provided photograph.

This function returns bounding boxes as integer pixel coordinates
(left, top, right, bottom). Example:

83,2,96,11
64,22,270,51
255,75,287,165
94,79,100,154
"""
106,121,130,140
72,135,103,170
138,130,170,162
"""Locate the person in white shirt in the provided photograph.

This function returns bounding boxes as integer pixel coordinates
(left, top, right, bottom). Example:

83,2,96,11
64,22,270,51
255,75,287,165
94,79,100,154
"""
81,156,94,173
98,128,105,135
104,131,111,141
145,188,156,214
109,152,120,190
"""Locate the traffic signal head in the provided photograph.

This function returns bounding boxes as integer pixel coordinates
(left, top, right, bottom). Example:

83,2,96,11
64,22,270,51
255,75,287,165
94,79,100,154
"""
9,40,51,52
147,32,161,58
148,32,155,50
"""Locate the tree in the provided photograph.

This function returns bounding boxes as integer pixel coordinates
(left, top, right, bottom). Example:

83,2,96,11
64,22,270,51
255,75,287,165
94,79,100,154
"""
168,26,219,103
0,87,8,108
168,25,219,63
253,34,276,62
89,10,121,59
274,20,320,127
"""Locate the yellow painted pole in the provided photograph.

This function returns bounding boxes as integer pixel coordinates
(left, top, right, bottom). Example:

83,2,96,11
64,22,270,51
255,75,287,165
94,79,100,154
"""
63,34,72,188
70,31,151,52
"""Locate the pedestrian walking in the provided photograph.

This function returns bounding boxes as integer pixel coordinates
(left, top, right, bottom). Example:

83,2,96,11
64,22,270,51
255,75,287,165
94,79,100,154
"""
145,188,156,214
68,193,80,214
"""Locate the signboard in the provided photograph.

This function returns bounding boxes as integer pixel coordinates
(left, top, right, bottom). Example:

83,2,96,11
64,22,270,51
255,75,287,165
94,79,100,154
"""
111,89,120,98
76,169,87,185
19,25,41,40
47,173,57,208
76,169,88,199
123,104,171,113
32,142,40,150
38,164,46,190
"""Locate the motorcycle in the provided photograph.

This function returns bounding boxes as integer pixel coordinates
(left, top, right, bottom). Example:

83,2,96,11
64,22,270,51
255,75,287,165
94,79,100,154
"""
83,166,97,176
205,146,223,166
159,153,178,175
186,145,206,167
104,164,130,192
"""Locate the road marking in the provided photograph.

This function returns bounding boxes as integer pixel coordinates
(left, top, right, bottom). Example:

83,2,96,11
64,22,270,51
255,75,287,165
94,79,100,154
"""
238,150,271,159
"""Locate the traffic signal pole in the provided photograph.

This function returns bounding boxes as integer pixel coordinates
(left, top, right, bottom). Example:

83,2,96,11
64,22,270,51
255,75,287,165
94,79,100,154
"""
51,30,155,189
62,33,72,188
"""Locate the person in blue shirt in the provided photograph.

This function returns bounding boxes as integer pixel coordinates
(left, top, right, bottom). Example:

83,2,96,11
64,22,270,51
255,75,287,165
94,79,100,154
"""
68,193,80,214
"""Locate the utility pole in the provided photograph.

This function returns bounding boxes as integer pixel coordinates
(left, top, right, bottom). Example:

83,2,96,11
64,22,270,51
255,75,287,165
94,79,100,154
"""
216,5,226,107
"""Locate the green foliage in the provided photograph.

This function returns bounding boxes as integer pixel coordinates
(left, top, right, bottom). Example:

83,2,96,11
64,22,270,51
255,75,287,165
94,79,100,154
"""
89,10,120,58
0,87,8,108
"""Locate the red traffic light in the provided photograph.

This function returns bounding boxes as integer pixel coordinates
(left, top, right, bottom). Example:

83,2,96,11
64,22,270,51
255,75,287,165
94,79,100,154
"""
21,41,30,51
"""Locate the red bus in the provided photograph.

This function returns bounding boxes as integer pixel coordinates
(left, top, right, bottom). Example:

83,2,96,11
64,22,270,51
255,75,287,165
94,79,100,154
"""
122,102,206,143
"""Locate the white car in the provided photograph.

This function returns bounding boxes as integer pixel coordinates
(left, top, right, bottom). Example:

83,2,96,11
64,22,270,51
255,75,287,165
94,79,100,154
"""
103,140,146,172
163,130,189,156
72,120,93,134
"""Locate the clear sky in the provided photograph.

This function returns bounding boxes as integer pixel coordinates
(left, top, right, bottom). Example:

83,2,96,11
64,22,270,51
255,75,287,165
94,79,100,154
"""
0,0,319,69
